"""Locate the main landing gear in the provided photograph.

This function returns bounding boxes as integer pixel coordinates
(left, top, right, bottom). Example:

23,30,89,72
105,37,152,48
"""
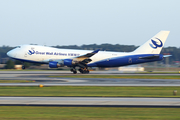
78,68,89,74
70,67,89,74
70,68,77,74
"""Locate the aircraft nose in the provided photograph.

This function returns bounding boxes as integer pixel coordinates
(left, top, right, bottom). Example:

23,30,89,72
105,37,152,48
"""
7,50,16,58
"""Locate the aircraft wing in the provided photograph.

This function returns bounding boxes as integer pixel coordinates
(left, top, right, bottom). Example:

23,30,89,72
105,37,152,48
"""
72,49,100,63
47,49,100,68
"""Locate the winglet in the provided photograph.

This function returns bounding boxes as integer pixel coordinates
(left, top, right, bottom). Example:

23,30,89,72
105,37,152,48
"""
92,49,100,54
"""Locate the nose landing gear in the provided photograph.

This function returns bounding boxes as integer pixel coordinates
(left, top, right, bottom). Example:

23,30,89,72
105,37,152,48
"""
22,62,25,69
22,65,25,70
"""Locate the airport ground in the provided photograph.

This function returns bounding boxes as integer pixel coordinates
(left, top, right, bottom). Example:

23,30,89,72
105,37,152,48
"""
0,70,180,119
0,106,180,120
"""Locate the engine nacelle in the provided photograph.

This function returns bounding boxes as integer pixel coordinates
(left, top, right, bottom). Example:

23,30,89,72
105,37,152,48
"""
49,61,59,68
64,59,73,66
49,59,73,68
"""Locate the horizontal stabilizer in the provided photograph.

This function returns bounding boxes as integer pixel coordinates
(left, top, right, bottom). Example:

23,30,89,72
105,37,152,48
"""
163,55,172,58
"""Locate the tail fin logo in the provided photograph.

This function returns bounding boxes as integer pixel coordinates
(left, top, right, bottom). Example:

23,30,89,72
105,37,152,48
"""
149,38,163,49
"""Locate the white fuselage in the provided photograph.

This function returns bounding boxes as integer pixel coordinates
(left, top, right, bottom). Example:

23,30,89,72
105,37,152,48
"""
7,45,133,64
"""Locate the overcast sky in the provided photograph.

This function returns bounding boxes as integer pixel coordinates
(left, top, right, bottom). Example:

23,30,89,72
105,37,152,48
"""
0,0,180,47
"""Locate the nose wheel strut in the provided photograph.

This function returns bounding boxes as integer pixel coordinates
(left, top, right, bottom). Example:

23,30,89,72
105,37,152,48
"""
22,62,25,69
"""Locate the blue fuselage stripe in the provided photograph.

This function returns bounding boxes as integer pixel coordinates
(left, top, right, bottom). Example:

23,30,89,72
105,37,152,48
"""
11,54,163,68
88,54,163,67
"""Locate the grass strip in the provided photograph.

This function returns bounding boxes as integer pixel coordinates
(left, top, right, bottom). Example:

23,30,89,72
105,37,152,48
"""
0,80,35,83
0,86,179,97
0,106,180,120
49,75,180,79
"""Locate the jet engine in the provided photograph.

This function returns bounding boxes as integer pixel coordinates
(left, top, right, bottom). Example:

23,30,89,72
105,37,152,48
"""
49,59,73,68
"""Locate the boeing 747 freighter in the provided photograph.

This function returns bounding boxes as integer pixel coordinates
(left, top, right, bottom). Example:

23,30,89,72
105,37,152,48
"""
7,31,170,74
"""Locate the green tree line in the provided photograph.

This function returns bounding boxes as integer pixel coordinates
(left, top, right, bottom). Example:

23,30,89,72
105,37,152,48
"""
0,45,14,59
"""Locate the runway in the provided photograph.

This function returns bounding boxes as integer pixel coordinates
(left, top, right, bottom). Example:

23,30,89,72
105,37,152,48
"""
0,97,180,107
0,71,180,107
0,71,180,86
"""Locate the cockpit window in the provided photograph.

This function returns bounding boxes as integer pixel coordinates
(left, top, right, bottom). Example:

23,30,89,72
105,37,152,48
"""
16,46,21,48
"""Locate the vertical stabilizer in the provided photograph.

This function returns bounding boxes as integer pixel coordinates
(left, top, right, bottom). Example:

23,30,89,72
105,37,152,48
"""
133,31,170,54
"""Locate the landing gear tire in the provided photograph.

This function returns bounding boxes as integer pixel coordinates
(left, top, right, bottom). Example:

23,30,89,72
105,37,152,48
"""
22,65,25,70
79,68,89,74
71,69,77,74
73,70,77,74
